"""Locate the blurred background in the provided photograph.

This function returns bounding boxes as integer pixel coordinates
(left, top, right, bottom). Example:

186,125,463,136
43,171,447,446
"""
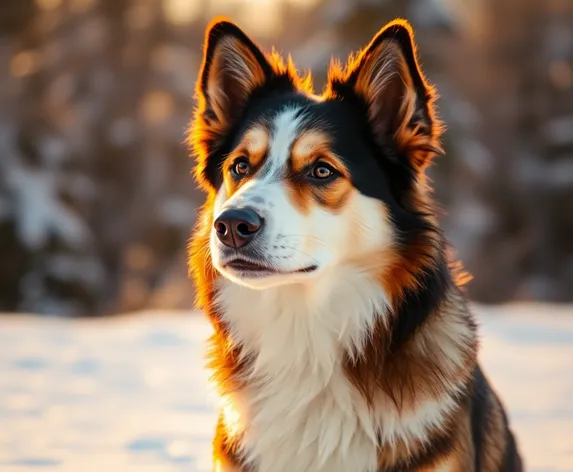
1,3,572,471
1,0,572,317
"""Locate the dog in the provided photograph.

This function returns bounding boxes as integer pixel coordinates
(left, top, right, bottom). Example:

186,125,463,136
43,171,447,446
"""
188,16,522,472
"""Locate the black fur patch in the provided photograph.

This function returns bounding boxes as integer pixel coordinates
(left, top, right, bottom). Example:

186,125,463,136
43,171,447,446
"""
501,428,523,472
499,403,523,472
470,366,489,471
388,248,452,351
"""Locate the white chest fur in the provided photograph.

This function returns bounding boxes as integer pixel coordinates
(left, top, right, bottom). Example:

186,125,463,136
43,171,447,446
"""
214,269,456,472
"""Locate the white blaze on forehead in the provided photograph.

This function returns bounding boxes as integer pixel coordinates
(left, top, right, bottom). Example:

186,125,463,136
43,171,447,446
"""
261,106,306,179
214,184,228,214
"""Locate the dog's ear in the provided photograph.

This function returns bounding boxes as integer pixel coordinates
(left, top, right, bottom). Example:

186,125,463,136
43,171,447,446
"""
198,19,274,128
328,19,443,171
192,18,274,189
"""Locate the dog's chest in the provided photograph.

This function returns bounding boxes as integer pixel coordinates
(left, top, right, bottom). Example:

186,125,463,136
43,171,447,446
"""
216,274,387,472
233,364,379,472
215,277,462,471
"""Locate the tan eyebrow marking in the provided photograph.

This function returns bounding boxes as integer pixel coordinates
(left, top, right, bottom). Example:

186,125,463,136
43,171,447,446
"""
221,124,270,197
286,129,353,214
290,130,332,173
241,125,269,168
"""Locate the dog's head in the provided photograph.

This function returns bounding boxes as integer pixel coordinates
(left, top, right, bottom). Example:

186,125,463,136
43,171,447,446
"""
190,18,443,291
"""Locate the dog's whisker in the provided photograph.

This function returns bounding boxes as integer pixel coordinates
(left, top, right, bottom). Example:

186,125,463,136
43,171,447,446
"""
283,250,321,268
277,238,335,256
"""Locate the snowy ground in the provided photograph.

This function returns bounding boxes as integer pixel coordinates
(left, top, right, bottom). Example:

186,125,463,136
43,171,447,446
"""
1,305,572,472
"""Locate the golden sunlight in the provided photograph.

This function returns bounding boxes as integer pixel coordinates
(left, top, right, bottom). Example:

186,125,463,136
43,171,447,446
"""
221,395,242,439
233,0,283,38
163,0,203,26
160,0,323,36
287,0,322,9
36,0,62,11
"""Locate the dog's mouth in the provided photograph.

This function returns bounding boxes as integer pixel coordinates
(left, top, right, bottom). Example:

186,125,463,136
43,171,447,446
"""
223,258,318,277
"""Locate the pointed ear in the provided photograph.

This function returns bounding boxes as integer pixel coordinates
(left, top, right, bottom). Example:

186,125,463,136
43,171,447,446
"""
329,20,443,170
191,18,274,189
198,19,273,127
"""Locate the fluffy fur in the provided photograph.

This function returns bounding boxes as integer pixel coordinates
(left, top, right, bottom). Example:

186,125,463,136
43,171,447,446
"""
188,17,522,472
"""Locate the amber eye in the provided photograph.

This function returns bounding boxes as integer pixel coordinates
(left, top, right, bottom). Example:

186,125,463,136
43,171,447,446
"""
231,158,250,177
310,162,335,180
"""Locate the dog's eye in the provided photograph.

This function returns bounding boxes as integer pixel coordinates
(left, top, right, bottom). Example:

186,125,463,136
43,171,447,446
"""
231,158,250,177
310,163,335,180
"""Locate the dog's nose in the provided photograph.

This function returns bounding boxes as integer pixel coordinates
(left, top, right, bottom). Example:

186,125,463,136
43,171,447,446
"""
214,208,264,249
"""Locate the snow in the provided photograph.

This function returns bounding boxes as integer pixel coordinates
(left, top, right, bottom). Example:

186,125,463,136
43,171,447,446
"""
1,305,572,471
6,165,90,250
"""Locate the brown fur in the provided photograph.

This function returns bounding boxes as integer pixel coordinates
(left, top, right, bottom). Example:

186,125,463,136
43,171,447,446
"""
344,288,478,408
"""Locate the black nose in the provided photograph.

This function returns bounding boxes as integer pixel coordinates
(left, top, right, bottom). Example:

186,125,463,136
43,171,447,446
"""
214,208,264,249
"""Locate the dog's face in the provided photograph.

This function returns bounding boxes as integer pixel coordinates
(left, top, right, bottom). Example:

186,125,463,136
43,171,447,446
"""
208,99,397,290
191,19,442,290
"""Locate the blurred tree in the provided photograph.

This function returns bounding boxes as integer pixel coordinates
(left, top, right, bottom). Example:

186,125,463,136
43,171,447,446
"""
433,0,573,302
0,0,200,315
0,0,571,315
